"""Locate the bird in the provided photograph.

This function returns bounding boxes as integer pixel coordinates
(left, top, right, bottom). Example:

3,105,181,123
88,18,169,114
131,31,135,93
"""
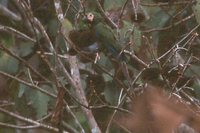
68,12,144,73
83,12,139,83
83,12,146,71
68,12,125,64
84,12,123,60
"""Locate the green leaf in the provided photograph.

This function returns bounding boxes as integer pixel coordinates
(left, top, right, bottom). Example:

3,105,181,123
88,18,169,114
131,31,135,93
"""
102,73,113,82
0,0,8,6
104,0,124,10
31,88,50,118
18,84,54,118
193,79,200,99
62,18,73,35
132,27,142,52
47,19,59,37
57,76,68,86
134,28,142,47
18,84,25,98
146,9,171,43
190,64,200,74
193,0,200,24
1,34,14,48
17,42,35,57
97,53,114,71
104,81,120,105
0,53,19,74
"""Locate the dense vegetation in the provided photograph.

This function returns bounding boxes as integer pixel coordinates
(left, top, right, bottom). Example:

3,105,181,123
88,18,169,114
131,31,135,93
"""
0,0,200,133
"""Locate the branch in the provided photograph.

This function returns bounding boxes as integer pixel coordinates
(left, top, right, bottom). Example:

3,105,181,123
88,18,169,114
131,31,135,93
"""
0,25,36,42
0,107,59,132
141,0,195,7
0,71,56,98
94,0,118,29
0,43,49,82
142,14,195,33
0,4,21,21
53,0,102,132
0,122,40,129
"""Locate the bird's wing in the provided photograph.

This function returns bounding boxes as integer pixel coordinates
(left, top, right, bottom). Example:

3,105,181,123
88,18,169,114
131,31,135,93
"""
94,22,122,58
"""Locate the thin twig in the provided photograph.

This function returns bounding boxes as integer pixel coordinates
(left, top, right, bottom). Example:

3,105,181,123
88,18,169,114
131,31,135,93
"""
0,25,36,42
94,0,118,29
0,71,56,98
141,0,195,7
0,4,21,21
0,43,50,82
0,107,59,132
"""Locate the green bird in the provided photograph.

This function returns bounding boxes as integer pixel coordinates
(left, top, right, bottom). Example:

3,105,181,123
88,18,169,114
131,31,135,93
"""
84,12,137,81
85,12,123,60
84,12,148,71
68,12,143,71
68,12,124,64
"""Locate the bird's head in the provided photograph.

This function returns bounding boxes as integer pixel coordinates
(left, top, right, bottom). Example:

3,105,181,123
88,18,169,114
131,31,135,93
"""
85,12,102,25
87,12,95,22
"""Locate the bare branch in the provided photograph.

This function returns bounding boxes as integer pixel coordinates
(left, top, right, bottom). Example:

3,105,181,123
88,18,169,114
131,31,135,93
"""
0,107,59,132
0,4,21,21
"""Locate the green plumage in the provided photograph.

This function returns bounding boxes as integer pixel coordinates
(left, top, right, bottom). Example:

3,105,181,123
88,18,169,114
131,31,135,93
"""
85,12,142,70
68,12,123,59
86,12,123,59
